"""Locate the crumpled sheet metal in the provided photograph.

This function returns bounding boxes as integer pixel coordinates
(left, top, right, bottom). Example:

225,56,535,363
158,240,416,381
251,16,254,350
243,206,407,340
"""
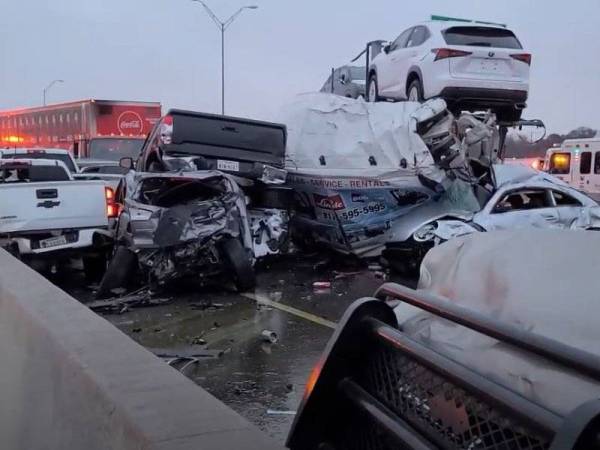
126,170,253,252
153,200,232,247
248,208,288,258
395,230,600,416
281,93,439,179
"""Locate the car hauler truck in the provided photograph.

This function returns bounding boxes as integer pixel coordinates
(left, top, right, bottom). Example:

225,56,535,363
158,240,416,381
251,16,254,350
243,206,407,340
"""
0,99,161,161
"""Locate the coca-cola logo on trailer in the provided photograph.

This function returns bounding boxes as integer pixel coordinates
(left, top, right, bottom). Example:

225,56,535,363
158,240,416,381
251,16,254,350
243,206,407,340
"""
117,111,144,135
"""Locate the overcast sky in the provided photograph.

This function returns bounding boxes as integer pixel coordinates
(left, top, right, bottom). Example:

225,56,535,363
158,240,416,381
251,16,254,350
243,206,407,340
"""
1,0,599,133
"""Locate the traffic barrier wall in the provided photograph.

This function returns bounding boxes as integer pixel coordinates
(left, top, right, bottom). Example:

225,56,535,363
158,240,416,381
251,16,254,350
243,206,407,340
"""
0,249,282,450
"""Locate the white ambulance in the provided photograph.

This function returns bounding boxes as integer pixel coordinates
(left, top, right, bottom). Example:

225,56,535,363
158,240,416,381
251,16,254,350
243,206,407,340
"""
545,138,600,201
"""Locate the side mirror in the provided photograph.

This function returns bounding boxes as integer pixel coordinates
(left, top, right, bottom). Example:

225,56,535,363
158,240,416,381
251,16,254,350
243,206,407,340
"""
383,44,391,54
119,157,134,170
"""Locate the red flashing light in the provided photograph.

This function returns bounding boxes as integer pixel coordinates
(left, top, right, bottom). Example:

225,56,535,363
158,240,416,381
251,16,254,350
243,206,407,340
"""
510,53,532,66
162,115,173,126
432,48,472,61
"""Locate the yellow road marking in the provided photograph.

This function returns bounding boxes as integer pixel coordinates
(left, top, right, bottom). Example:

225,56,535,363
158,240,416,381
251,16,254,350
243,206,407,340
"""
242,292,337,330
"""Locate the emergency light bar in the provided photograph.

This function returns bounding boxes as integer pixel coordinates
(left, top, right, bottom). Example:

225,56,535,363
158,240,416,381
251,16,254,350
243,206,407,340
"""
431,14,507,28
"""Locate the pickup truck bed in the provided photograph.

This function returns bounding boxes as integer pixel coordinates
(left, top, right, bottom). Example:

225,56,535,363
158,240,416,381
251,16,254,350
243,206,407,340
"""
287,283,600,450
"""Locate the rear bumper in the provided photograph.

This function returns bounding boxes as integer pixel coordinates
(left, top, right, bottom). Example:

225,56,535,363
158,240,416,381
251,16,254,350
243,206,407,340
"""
1,228,112,256
439,86,528,106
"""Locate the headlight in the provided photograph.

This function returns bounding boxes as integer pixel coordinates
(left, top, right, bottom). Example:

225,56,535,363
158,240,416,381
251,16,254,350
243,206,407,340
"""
413,223,437,242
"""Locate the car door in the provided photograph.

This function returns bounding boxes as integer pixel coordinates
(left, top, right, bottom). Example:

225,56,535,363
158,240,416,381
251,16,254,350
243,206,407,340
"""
377,27,413,96
551,189,586,227
474,188,561,231
398,26,431,97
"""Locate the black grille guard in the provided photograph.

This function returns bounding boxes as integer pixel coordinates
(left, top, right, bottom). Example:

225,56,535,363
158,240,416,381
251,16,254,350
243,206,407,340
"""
287,283,600,450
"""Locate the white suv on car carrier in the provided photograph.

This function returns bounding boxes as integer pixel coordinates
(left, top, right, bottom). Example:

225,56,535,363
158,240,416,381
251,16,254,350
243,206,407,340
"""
367,15,531,122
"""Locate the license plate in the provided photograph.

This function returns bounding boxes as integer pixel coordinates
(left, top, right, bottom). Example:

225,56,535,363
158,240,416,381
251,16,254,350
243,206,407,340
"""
479,59,504,74
217,159,240,172
39,235,68,249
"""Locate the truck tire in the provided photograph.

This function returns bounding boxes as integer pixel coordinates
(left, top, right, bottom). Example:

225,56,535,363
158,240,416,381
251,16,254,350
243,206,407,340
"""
83,254,107,282
221,238,255,292
367,74,380,102
407,78,424,102
96,246,138,298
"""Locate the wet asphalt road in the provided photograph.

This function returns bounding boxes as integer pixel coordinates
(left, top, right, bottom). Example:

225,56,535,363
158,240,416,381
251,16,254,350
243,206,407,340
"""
55,253,415,444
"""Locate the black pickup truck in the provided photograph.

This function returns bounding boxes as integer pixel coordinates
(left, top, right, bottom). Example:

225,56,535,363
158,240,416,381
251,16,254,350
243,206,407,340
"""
287,282,600,450
135,109,287,182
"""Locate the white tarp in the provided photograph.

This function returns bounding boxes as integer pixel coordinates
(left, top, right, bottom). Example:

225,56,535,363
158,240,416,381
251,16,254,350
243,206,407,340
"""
281,93,436,177
395,230,600,416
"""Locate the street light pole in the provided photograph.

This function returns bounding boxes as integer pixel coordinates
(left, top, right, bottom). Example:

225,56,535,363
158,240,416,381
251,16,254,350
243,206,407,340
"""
43,79,64,106
192,1,258,115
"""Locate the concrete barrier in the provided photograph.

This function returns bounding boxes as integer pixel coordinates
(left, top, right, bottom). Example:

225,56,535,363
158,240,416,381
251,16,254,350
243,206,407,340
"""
0,249,283,450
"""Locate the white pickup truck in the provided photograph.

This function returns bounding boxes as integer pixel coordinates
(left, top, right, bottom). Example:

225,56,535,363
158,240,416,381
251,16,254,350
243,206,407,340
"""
0,158,115,278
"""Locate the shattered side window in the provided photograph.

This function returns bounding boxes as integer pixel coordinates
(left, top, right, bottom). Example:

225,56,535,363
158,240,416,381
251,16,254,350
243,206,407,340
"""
493,189,551,213
552,190,582,207
437,179,482,213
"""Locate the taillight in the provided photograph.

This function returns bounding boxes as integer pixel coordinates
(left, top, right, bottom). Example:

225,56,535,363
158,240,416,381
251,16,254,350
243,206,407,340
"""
432,48,472,61
510,53,532,65
106,203,119,218
105,187,119,218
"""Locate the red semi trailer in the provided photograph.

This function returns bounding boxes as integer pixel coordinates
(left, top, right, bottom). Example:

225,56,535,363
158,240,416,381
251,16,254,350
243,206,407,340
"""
0,99,161,161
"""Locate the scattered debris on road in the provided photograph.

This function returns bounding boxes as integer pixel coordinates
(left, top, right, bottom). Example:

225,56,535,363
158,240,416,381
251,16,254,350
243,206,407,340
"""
261,330,279,344
85,288,173,314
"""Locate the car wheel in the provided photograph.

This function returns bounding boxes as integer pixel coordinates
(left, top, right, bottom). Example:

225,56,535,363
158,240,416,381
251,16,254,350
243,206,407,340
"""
83,254,107,282
221,238,256,292
367,74,380,102
407,78,424,102
96,246,138,298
